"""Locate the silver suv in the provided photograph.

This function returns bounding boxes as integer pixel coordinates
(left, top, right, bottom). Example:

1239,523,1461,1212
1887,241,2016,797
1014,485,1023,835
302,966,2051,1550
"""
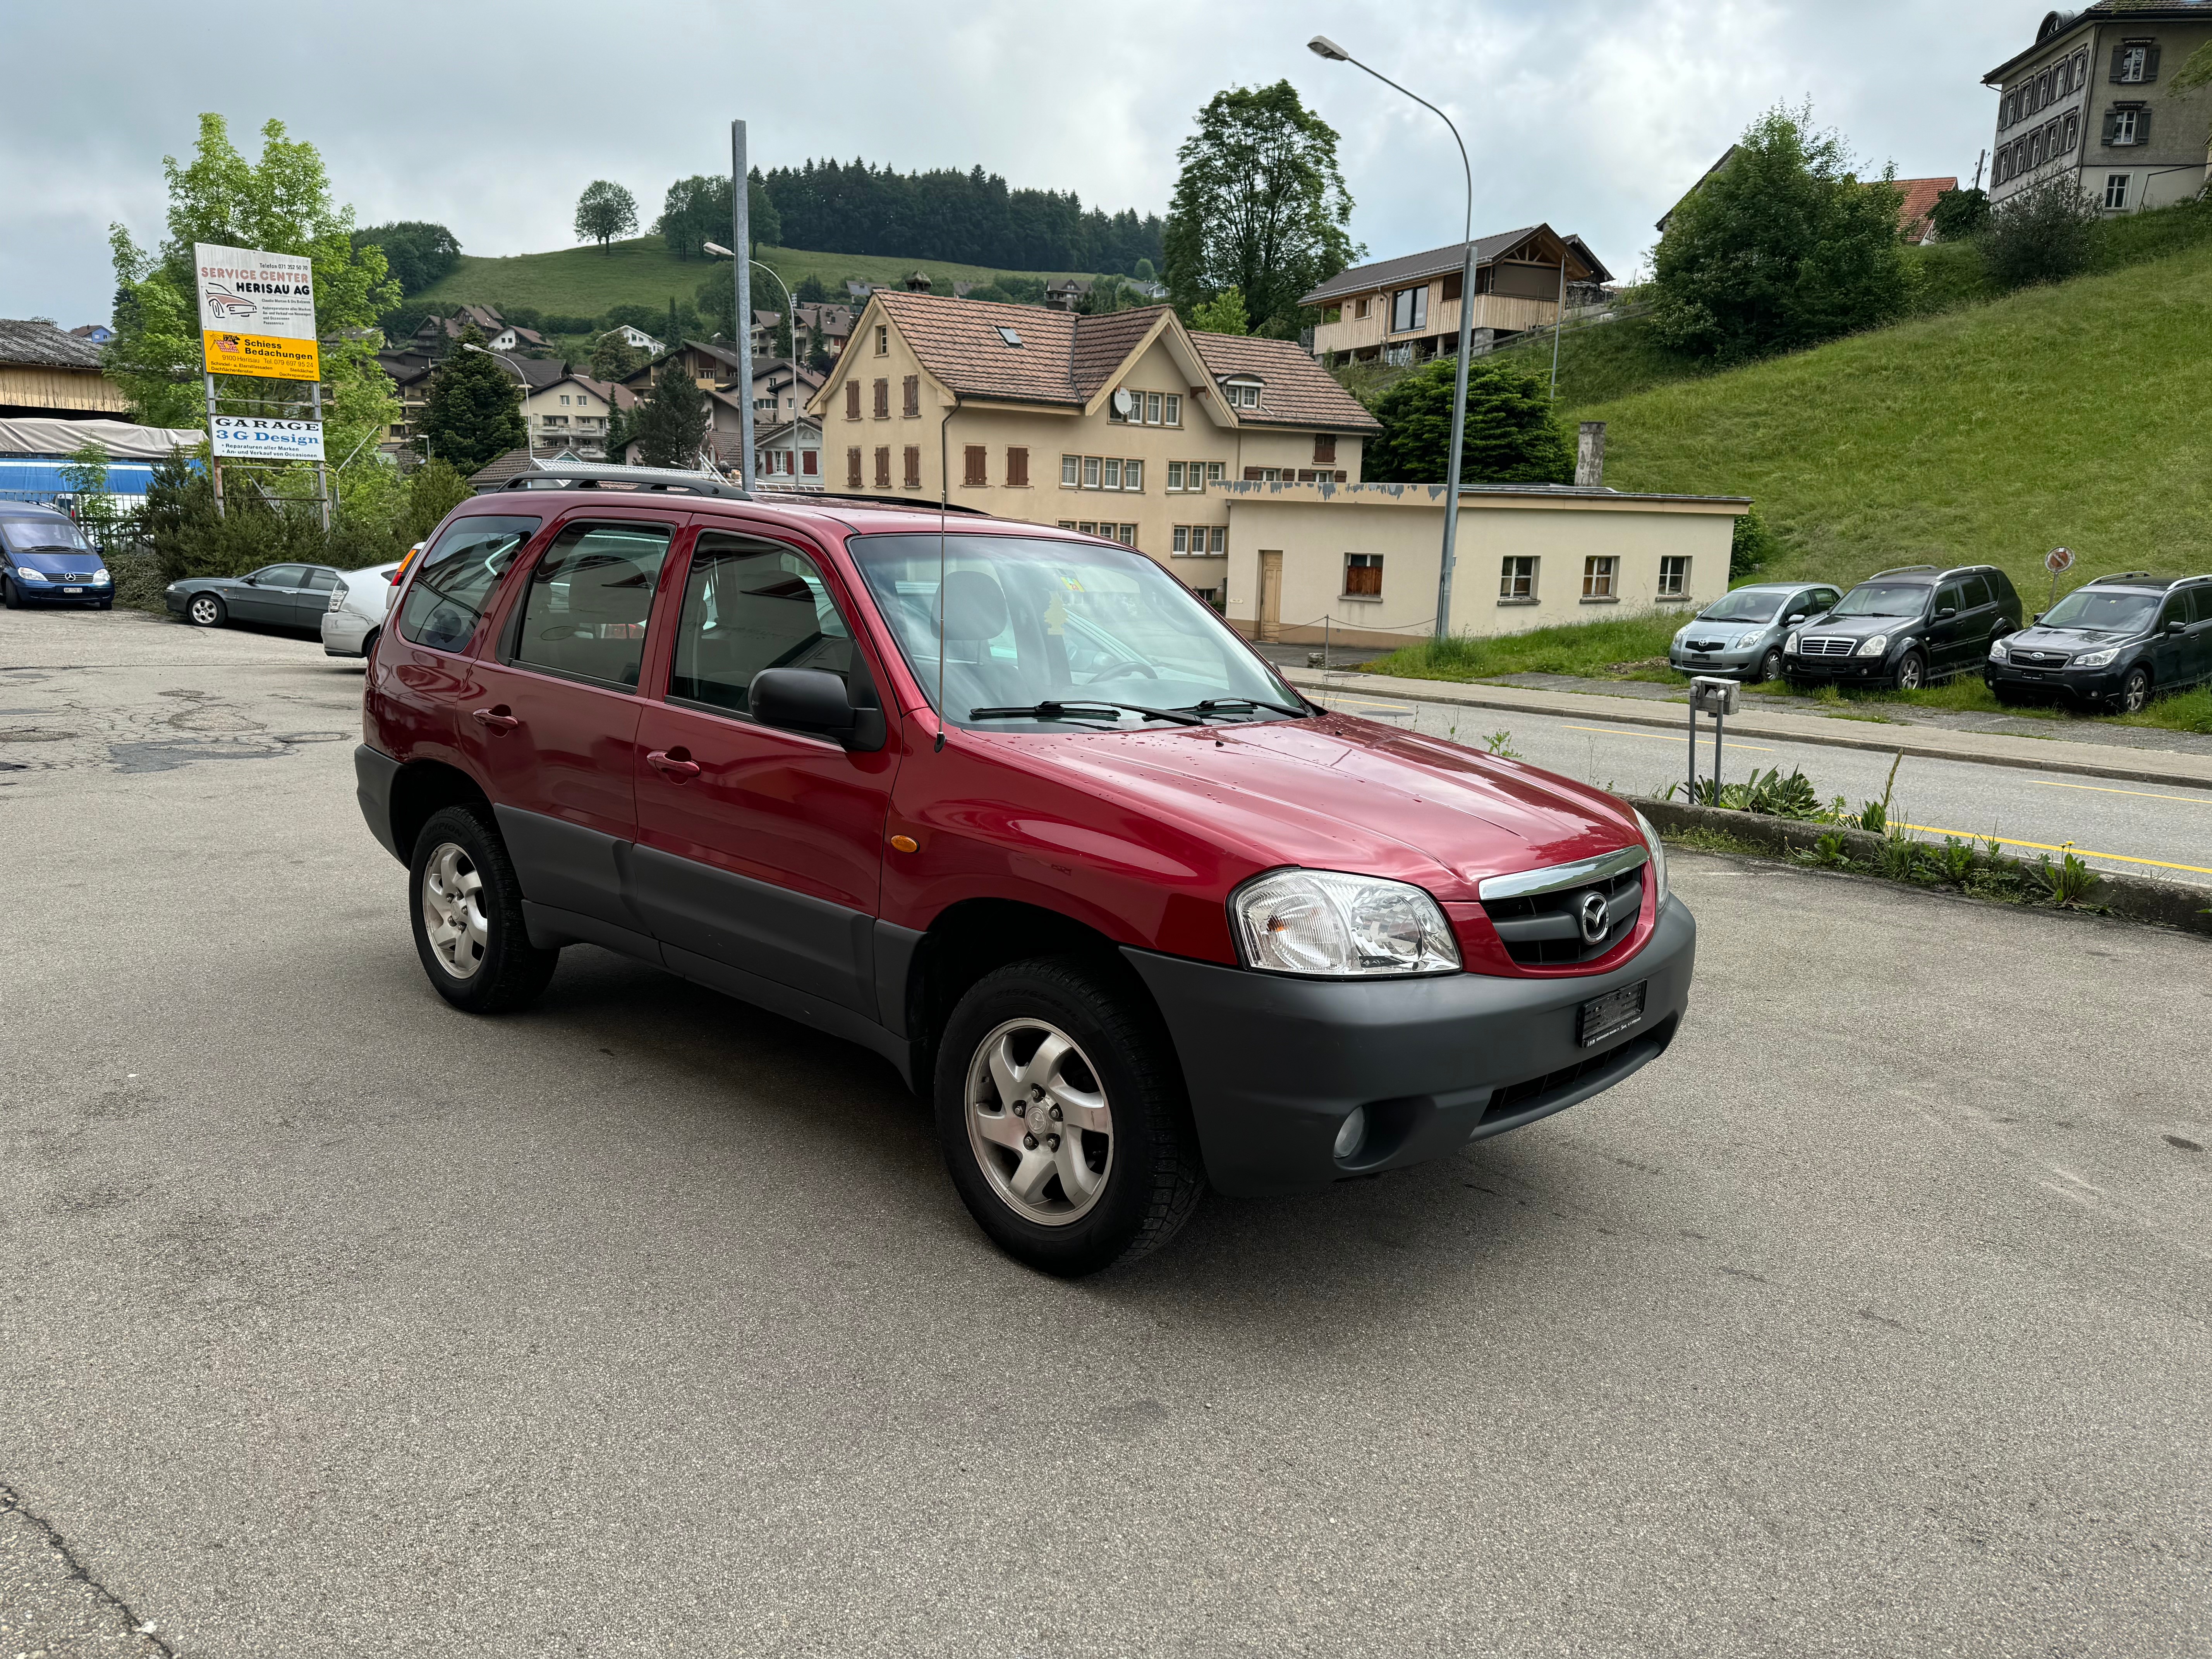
1668,582,1841,683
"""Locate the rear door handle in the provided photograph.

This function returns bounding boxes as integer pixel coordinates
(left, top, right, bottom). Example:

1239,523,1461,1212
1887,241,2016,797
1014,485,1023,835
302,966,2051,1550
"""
647,748,701,781
471,707,520,733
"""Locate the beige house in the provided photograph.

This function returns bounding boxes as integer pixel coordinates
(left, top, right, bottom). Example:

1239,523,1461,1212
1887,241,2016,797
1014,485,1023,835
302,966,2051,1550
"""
1220,481,1747,646
806,292,1380,604
522,372,634,461
1300,227,1612,366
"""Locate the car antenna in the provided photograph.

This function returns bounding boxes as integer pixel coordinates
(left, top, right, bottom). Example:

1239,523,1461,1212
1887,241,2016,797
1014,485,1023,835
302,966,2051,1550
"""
935,393,959,752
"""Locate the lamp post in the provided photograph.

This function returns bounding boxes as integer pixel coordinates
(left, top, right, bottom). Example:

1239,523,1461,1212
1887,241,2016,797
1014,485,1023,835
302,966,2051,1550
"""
1308,34,1474,642
462,342,533,459
706,240,805,490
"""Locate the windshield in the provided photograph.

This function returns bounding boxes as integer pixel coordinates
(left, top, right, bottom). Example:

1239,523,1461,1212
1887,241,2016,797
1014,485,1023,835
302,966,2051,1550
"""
2039,588,2159,634
0,519,92,554
1697,590,1781,624
1831,582,1929,618
848,532,1300,730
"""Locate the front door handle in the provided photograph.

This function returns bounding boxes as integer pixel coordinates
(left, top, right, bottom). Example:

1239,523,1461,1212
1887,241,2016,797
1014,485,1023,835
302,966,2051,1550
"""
471,706,520,733
647,748,701,781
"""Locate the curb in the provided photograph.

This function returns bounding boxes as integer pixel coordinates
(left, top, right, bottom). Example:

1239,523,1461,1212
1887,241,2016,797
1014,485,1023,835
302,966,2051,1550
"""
1635,796,2212,939
1286,669,2212,794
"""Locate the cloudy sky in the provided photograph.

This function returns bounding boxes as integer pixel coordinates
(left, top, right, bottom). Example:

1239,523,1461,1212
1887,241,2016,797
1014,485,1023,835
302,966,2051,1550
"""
1,0,2037,323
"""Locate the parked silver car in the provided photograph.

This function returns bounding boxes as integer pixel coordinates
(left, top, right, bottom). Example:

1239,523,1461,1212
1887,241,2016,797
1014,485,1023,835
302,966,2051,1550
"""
1668,580,1842,682
321,559,404,658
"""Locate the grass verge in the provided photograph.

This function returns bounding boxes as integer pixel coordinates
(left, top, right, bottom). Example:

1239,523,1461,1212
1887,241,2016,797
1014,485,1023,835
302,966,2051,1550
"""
1359,612,1684,682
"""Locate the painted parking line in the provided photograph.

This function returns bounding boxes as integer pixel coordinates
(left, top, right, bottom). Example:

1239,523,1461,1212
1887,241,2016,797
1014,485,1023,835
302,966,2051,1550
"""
1894,822,2212,878
2030,779,2212,807
1564,723,1777,753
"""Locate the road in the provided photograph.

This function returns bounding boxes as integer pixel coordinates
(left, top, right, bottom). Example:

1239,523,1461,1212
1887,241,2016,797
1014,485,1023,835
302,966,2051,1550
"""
3,606,2210,1657
1307,682,2212,888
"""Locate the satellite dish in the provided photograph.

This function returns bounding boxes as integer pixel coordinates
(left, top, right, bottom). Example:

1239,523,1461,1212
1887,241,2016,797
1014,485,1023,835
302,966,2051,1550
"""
1111,388,1135,418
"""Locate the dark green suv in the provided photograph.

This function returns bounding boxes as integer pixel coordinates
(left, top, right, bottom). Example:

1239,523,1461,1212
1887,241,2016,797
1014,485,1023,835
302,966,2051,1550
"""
1986,573,2212,712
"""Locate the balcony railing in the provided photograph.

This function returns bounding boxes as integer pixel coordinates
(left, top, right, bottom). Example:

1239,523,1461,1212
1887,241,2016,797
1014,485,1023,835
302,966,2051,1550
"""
1311,293,1561,356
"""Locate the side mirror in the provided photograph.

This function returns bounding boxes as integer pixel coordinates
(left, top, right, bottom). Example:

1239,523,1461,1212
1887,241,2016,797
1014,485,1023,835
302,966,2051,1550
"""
1936,605,1957,620
750,666,885,752
1786,613,1807,624
2170,618,2190,634
2031,612,2043,625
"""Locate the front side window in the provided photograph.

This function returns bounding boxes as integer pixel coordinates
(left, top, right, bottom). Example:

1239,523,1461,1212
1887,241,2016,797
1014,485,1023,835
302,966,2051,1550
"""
1657,555,1690,598
510,521,670,687
397,515,541,653
668,533,859,718
1582,556,1616,599
848,532,1299,730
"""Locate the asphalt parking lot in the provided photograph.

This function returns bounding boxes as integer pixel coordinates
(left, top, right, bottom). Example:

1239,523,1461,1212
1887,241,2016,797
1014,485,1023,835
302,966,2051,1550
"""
4,607,2210,1657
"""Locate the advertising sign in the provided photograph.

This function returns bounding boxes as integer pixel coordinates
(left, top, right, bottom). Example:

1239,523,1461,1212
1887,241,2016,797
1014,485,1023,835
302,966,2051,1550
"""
195,242,320,381
210,415,325,461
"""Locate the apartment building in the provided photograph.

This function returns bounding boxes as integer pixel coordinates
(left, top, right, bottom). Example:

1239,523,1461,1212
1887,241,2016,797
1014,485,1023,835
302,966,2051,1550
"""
521,373,634,461
1982,2,2212,214
1300,226,1613,365
806,291,1379,604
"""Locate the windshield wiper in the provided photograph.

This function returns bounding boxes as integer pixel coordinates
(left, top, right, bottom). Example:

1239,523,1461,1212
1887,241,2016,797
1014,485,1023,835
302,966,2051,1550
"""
1173,696,1312,719
969,699,1204,727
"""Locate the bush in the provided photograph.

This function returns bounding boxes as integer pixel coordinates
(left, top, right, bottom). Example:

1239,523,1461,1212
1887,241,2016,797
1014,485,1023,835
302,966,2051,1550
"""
1729,504,1782,578
1980,174,2102,289
1928,186,1990,240
1365,357,1573,485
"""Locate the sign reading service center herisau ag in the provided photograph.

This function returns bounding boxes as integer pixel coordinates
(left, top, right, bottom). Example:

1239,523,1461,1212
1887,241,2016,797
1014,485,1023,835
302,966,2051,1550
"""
195,243,320,381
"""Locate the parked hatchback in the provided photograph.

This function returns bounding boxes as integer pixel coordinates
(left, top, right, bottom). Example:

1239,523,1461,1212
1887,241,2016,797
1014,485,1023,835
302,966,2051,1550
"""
357,472,1696,1275
1986,572,2212,712
1669,581,1842,683
0,506,113,608
1784,563,2021,691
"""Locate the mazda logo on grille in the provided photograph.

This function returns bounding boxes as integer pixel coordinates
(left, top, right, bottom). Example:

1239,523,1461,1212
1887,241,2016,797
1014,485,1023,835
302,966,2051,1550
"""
1578,890,1611,946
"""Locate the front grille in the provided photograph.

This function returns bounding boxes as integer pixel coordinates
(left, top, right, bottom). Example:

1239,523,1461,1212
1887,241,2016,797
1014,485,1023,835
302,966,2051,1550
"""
2009,649,2068,668
1799,636,1856,658
1687,639,1727,652
1481,866,1643,967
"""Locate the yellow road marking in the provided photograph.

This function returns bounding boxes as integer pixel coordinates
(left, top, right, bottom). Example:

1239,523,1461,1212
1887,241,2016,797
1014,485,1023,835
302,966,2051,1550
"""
2030,779,2212,807
1564,723,1776,753
1894,822,2212,878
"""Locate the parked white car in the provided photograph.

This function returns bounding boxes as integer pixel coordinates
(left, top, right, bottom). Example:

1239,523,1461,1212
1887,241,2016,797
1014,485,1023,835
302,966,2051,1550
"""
320,558,405,658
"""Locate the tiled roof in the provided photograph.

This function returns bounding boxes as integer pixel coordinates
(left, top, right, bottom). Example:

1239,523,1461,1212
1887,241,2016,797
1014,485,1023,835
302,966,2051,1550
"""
1985,2,2212,79
1188,332,1380,433
0,318,106,371
1893,177,1958,238
1300,228,1568,306
1068,308,1163,401
467,448,538,488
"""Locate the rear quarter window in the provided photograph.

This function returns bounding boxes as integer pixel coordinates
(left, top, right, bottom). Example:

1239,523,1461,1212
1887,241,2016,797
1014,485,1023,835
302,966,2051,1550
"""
397,515,542,653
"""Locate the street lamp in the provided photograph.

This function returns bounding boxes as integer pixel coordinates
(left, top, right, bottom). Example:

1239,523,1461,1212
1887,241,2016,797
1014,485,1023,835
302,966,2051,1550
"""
1308,34,1475,642
462,342,534,459
705,240,805,490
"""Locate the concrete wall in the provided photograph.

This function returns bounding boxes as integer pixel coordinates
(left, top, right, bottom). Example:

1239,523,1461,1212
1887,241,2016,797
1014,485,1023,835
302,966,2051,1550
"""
1221,482,1744,646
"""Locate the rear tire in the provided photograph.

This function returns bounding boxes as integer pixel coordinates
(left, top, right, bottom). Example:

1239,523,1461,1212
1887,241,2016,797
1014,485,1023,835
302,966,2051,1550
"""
185,592,226,629
359,628,380,663
935,957,1205,1276
407,805,559,1014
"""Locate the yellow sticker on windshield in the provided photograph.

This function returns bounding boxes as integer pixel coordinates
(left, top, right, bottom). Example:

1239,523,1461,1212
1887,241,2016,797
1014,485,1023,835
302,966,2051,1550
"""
1044,593,1066,635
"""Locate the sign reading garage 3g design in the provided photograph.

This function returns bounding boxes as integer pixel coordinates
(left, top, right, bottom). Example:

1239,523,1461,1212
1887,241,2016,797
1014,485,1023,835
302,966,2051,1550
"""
210,416,325,460
194,242,320,381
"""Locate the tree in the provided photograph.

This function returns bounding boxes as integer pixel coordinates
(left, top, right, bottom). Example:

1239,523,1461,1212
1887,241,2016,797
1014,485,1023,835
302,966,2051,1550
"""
57,442,119,544
2170,41,2212,148
354,222,461,294
1980,173,2102,289
795,273,830,303
575,180,638,252
631,356,709,467
1162,81,1360,338
1187,287,1249,336
105,114,401,433
1649,104,1916,364
420,325,525,473
656,171,780,259
589,330,645,381
1928,186,1990,241
400,459,473,544
1364,357,1573,485
1133,257,1156,284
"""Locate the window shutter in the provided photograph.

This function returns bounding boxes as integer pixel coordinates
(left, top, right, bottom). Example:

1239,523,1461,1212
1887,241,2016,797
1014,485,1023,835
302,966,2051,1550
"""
906,446,923,489
1243,467,1264,481
1314,433,1336,465
2110,45,2126,81
962,445,984,487
1007,447,1028,488
2102,109,2119,145
2145,44,2161,81
847,447,862,488
2136,106,2152,143
874,447,890,488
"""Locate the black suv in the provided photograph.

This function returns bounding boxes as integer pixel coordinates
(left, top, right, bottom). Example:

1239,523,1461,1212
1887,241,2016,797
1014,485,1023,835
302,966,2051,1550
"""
1783,563,2021,692
1985,573,2212,713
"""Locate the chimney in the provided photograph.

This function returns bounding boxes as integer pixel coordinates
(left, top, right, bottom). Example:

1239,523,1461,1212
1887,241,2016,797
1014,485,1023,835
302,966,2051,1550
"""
1575,421,1607,488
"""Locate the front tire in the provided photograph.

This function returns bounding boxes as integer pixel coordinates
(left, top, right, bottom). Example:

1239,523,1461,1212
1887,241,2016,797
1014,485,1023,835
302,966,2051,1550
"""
1751,646,1783,684
407,805,559,1013
1,577,16,609
2116,665,2151,714
1892,650,1927,692
185,592,226,629
935,957,1205,1276
96,598,113,610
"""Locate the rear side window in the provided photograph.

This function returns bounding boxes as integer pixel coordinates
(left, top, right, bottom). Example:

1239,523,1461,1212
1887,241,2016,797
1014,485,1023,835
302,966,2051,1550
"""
2190,585,2212,625
302,568,338,593
397,515,541,653
510,521,671,689
1959,574,1992,608
670,532,858,717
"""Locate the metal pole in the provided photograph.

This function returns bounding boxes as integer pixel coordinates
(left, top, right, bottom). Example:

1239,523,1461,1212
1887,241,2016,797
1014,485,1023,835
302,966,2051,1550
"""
750,261,799,487
204,371,224,518
310,379,330,530
1549,250,1566,400
732,120,756,494
1687,699,1697,799
1714,705,1724,795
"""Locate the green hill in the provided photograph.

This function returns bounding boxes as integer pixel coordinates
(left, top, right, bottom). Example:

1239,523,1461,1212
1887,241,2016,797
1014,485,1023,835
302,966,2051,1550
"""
409,236,1101,320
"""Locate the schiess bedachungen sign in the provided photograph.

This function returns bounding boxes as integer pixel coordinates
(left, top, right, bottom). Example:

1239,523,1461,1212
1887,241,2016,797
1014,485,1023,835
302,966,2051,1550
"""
195,243,320,381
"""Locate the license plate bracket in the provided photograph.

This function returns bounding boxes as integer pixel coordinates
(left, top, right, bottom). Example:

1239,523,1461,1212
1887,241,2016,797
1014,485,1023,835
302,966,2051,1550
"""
1577,981,1647,1048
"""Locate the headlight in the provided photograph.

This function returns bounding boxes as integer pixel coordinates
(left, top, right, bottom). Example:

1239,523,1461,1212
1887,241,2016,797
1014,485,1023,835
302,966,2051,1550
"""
15,567,48,583
91,570,111,584
1857,633,1890,658
1785,631,1802,655
2072,646,2119,668
1734,630,1763,649
1987,637,2008,661
1635,811,1669,908
1231,869,1460,977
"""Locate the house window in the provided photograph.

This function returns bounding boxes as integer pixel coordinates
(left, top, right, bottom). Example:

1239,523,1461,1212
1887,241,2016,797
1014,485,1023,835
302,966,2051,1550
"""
1061,454,1080,487
872,378,890,418
1499,556,1536,600
1206,462,1224,486
1146,392,1162,425
963,445,986,487
1083,456,1101,489
2105,172,2131,210
1167,461,1185,491
1172,525,1189,554
1123,459,1142,491
1058,520,1077,531
2107,106,2145,145
846,383,861,420
1582,556,1617,599
847,447,862,488
1108,391,1128,423
1658,556,1690,598
1102,458,1121,490
874,325,888,354
1353,297,1370,319
1390,285,1428,333
2116,42,2152,83
1163,393,1181,427
873,446,891,488
902,375,919,417
1222,380,1261,409
1115,525,1135,546
1078,521,1097,535
1313,433,1336,465
1208,526,1226,555
1343,553,1382,598
2063,111,2080,151
1006,447,1029,487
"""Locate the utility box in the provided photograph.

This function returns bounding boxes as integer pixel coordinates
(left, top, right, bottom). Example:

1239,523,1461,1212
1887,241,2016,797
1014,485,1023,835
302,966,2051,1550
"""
1689,675,1740,717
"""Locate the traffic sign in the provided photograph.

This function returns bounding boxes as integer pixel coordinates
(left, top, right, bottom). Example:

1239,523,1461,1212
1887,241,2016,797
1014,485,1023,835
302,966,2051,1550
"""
2045,546,2074,574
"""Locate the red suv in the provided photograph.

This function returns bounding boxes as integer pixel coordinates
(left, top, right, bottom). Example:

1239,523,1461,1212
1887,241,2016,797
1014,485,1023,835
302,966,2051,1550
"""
356,472,1695,1275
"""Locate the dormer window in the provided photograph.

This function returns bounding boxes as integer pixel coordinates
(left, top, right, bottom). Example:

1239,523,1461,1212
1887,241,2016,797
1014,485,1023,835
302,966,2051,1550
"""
1220,377,1262,411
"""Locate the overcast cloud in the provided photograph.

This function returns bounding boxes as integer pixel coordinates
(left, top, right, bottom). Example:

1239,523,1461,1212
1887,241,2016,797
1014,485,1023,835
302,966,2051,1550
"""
0,0,2034,323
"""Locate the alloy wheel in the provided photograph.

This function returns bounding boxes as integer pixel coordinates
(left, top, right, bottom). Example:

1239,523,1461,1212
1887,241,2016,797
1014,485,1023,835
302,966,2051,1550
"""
964,1017,1115,1225
1896,655,1924,692
419,841,489,980
2121,668,2150,714
188,594,221,626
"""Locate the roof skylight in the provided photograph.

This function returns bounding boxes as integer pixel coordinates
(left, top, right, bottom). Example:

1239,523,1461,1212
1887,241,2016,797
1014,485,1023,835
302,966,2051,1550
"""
995,326,1023,347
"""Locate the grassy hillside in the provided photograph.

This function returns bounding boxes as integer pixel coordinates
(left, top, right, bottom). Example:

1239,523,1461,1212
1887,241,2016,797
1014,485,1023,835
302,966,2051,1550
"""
1580,236,2212,599
410,236,1100,319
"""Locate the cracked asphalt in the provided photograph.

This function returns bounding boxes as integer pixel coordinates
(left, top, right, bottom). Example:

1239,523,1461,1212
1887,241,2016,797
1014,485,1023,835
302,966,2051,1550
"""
3,606,2209,1656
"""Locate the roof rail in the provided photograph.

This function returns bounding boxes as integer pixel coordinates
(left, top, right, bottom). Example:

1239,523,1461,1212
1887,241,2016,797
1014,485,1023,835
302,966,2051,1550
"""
497,463,749,500
808,492,992,516
2088,570,2156,583
1870,564,1940,577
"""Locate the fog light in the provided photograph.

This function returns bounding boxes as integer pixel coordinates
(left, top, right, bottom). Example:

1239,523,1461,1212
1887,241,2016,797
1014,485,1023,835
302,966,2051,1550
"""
1333,1107,1367,1161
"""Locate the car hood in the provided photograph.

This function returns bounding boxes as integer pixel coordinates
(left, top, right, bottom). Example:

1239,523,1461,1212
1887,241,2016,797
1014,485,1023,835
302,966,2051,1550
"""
9,550,105,573
1801,612,1918,638
2008,624,2140,651
985,715,1644,901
